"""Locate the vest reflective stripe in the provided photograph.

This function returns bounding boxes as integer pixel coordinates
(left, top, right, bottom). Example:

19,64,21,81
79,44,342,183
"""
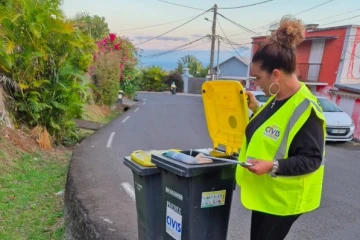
274,99,310,160
236,83,326,216
273,98,325,166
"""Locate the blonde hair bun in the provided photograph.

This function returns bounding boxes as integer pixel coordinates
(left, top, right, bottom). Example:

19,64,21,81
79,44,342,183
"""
271,16,305,48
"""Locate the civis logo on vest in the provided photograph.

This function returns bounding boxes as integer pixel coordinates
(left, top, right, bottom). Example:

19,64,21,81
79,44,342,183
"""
264,125,281,140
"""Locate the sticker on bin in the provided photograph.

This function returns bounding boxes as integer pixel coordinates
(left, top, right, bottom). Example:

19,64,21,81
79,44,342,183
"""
166,201,182,240
201,190,226,208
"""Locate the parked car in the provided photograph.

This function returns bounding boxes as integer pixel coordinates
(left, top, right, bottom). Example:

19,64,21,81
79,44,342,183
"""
316,96,355,142
246,92,355,142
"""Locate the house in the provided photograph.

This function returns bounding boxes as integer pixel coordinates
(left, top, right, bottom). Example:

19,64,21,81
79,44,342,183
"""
214,56,249,79
250,24,360,140
250,24,360,94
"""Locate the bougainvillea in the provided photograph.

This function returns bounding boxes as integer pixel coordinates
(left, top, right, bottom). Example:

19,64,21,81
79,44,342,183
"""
90,33,139,103
92,33,138,80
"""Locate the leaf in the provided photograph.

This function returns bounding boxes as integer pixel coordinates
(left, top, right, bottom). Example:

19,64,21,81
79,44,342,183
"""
18,83,29,90
31,80,50,88
5,39,15,54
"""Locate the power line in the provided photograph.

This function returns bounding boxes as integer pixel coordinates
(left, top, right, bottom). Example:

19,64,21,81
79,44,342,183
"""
156,0,205,11
294,0,334,16
321,14,360,26
217,12,260,36
142,40,211,59
220,39,251,48
142,36,209,58
218,35,251,47
309,8,360,23
217,18,248,64
134,8,212,46
218,0,273,10
115,15,198,31
228,0,335,37
330,42,360,59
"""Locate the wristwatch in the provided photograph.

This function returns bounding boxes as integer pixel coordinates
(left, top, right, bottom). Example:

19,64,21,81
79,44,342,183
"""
269,160,279,178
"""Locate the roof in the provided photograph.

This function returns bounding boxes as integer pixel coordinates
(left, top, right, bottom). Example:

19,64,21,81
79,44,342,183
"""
252,36,338,44
214,56,248,69
334,83,360,94
251,24,360,41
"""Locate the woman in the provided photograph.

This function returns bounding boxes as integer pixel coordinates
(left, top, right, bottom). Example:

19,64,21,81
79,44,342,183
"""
236,16,326,240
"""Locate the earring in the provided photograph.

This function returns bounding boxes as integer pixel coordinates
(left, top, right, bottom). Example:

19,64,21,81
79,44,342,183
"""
269,82,280,96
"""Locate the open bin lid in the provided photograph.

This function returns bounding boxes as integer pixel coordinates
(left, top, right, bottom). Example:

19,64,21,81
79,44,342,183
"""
201,80,249,155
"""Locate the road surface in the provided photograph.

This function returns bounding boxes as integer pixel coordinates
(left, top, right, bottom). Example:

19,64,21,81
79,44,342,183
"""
78,92,360,240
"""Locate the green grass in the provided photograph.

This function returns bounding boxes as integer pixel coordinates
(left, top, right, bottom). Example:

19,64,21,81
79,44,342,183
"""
0,151,71,240
82,104,121,124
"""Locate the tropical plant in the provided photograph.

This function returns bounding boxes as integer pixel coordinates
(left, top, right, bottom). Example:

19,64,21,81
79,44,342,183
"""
0,0,97,143
92,51,121,106
176,55,207,77
71,12,110,41
138,66,167,92
92,33,138,103
120,66,140,99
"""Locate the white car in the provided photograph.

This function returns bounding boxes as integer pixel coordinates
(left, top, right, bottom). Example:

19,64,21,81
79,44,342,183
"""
247,93,355,142
316,97,355,142
247,91,269,116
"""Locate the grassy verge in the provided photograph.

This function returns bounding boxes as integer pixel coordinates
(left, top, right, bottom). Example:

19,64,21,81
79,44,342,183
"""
82,104,120,124
0,144,71,240
63,104,121,146
0,104,121,240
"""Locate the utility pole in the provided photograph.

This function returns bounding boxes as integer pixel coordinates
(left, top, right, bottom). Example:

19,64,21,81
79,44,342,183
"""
216,36,220,80
209,4,217,80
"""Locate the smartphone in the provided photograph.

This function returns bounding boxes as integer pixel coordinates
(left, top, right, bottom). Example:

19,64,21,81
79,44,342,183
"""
240,161,254,168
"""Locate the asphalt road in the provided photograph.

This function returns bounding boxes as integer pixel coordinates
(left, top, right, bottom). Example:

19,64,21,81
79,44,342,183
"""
83,92,360,240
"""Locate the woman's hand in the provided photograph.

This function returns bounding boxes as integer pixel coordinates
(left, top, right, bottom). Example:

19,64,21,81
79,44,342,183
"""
246,91,260,113
246,159,273,175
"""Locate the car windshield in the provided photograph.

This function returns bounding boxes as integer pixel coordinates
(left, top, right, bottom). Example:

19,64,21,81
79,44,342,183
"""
317,98,342,112
255,95,269,103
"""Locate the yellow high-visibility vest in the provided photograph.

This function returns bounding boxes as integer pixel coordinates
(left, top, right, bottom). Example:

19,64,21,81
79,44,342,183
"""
236,82,326,216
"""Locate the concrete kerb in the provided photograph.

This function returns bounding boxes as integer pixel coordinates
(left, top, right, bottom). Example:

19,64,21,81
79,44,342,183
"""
64,102,137,240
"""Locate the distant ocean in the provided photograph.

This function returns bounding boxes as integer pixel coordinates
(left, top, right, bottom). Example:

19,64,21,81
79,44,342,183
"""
139,49,251,71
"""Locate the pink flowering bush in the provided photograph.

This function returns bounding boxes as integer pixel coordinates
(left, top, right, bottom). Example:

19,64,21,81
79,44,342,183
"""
91,33,139,104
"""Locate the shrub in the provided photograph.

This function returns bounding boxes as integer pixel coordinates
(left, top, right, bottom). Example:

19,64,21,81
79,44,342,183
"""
164,72,184,92
138,66,167,92
0,0,96,143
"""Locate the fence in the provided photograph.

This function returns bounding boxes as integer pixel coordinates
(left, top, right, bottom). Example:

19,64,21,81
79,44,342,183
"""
188,77,207,94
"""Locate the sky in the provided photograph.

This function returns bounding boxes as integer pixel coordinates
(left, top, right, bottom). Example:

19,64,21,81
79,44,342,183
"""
61,0,360,70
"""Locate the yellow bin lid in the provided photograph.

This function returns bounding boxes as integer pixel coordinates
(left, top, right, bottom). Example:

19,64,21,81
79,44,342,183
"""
130,149,181,167
202,80,249,155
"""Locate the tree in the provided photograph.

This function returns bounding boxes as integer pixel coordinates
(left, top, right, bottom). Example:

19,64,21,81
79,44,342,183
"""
176,55,207,77
72,12,110,41
0,0,97,143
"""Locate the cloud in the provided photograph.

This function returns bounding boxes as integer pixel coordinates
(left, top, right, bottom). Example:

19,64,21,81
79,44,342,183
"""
134,35,189,42
191,34,204,38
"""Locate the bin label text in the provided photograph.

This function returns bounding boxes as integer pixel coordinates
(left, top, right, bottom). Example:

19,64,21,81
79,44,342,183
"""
165,187,183,201
166,202,182,240
201,190,226,208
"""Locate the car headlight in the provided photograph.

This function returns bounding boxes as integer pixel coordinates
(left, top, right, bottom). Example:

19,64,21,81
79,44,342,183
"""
351,121,355,127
